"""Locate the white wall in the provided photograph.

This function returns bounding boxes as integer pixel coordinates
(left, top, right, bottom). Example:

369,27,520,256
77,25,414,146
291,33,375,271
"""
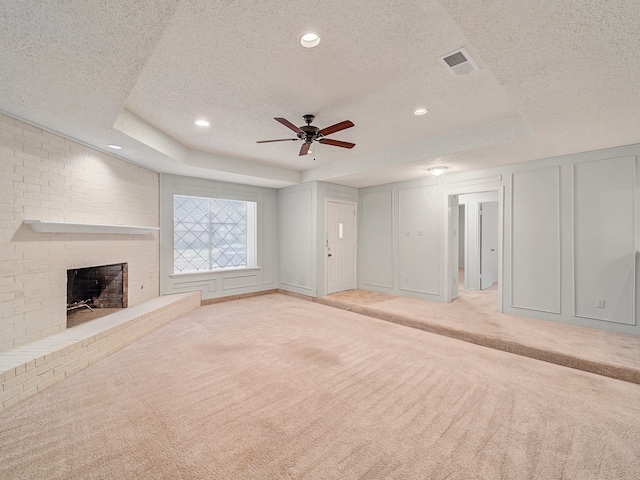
278,181,358,297
358,144,640,335
358,178,444,300
510,167,560,312
159,174,278,300
278,182,316,296
0,112,160,351
360,190,394,289
503,152,639,332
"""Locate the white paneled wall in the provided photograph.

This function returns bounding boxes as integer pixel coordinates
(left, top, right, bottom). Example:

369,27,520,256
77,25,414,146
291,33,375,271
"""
0,112,160,351
573,156,636,325
278,183,315,296
511,167,561,313
360,190,394,289
398,185,440,295
358,178,444,301
359,145,640,335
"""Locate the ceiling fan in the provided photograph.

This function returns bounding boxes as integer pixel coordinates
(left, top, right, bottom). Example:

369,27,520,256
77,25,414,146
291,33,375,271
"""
257,114,355,156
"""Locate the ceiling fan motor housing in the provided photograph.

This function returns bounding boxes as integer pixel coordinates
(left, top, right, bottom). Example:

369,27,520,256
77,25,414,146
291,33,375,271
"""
299,124,321,143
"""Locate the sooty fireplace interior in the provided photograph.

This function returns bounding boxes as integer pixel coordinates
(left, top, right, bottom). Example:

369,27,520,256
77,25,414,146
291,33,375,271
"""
67,263,128,313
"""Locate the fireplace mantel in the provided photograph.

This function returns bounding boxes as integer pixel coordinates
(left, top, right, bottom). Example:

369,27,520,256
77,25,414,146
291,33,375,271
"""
23,220,159,235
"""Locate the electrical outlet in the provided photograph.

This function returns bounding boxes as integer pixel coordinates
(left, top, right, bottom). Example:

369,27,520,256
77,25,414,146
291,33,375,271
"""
405,277,410,283
404,230,411,236
596,299,605,308
417,230,424,236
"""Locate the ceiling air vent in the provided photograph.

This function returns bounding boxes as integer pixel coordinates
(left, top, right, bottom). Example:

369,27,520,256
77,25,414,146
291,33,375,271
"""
439,47,479,77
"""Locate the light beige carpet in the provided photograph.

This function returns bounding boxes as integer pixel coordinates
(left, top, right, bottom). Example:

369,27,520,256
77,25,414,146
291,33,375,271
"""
319,289,640,384
1,293,639,479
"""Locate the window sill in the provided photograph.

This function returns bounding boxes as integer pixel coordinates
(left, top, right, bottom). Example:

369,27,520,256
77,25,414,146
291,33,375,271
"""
170,267,261,279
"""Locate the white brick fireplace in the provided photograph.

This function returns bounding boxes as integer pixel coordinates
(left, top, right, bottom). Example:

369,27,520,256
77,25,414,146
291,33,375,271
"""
0,112,160,352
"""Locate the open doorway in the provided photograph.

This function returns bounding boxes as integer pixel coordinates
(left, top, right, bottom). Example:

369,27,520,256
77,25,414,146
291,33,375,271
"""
447,189,502,312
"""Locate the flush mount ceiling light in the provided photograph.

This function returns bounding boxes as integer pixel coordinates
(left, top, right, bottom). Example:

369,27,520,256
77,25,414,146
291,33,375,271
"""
107,144,122,150
428,166,448,176
300,32,320,48
195,120,210,127
414,108,428,116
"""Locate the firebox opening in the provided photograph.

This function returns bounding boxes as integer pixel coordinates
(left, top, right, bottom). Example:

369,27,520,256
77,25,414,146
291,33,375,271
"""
67,263,128,326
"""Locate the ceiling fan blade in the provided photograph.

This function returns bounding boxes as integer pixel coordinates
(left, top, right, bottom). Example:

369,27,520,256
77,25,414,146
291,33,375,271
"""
318,120,354,136
275,117,304,134
318,138,356,149
299,143,311,156
256,138,299,143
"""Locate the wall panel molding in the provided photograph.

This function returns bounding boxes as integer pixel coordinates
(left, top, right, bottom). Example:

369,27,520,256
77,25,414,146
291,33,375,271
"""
511,166,561,313
573,156,636,325
398,185,440,296
360,190,394,289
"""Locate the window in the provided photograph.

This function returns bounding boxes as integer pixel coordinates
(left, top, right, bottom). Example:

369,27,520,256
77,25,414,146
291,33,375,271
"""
173,195,256,273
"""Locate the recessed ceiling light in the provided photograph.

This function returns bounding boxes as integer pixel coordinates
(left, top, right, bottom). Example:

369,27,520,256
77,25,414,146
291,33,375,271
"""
428,166,448,176
300,32,320,48
107,144,122,150
414,108,428,116
195,120,210,127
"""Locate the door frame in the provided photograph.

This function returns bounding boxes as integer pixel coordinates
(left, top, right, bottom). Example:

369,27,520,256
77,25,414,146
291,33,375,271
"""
444,185,504,312
325,199,358,295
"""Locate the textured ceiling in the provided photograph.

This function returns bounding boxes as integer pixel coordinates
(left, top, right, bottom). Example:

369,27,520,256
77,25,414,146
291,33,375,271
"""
1,0,639,188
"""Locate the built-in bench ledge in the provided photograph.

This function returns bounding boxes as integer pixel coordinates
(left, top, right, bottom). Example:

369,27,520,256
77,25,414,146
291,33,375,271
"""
23,220,159,235
0,292,201,412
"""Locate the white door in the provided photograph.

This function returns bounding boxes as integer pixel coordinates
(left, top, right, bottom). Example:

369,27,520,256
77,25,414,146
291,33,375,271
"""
327,201,356,294
479,201,499,290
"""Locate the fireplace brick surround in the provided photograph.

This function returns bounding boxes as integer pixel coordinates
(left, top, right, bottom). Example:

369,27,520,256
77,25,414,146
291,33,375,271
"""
0,292,201,412
0,112,160,352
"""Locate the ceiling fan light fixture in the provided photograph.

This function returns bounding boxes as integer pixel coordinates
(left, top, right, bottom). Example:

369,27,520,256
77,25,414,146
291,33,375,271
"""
414,108,428,116
428,166,448,176
300,32,320,48
195,119,210,127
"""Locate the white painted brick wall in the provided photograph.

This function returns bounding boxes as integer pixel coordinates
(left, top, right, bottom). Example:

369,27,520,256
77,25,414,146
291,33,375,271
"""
0,292,201,412
0,112,160,351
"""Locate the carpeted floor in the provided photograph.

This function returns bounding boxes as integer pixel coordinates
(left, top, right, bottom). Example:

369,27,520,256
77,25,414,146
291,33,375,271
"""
318,287,640,384
1,293,639,479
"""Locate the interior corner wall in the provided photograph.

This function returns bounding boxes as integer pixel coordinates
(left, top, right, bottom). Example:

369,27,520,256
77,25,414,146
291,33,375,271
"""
278,182,317,296
0,112,160,352
159,174,278,300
